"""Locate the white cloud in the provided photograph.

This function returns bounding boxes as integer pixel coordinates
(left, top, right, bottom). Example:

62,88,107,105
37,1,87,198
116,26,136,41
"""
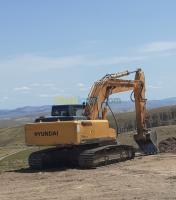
0,53,146,72
30,83,57,90
42,83,55,87
14,86,31,91
38,93,62,98
141,41,176,53
1,41,176,75
0,96,9,103
79,87,89,92
30,83,41,87
77,83,89,92
82,40,100,47
3,96,9,100
59,89,65,93
38,94,51,98
88,56,145,65
0,54,86,70
77,83,85,87
147,85,162,89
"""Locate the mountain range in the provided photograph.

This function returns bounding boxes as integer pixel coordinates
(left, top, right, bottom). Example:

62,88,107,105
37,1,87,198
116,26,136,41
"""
0,97,176,120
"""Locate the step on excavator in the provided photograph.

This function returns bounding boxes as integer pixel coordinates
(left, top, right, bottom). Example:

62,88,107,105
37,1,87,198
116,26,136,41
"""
25,68,158,169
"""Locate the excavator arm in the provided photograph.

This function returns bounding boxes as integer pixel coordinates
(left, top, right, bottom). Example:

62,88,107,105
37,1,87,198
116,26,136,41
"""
84,68,158,154
84,70,134,119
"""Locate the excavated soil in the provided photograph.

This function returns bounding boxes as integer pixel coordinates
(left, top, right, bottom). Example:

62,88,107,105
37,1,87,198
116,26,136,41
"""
159,137,176,153
0,153,176,200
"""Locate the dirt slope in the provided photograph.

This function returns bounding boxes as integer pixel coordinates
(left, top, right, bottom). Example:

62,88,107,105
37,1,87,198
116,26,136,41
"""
0,153,176,200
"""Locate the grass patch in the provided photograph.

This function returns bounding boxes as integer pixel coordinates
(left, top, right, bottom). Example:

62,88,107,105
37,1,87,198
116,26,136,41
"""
0,126,25,147
0,148,37,172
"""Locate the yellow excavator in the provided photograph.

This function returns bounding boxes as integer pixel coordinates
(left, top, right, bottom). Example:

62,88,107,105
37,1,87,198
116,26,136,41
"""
25,68,158,169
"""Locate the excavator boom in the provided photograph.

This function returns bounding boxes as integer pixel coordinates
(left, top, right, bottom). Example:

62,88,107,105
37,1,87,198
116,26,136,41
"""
84,68,158,154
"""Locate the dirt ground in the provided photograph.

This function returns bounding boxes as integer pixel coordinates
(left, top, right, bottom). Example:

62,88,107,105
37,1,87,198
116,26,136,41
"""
0,153,176,200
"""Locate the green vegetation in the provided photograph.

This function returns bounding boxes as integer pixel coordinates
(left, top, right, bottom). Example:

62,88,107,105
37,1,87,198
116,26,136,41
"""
0,148,36,172
0,126,25,147
0,125,37,172
108,105,176,132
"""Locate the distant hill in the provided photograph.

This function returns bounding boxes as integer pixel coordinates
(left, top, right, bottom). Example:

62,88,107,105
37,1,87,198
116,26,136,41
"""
110,97,176,112
0,97,176,128
0,105,51,128
147,97,176,109
0,105,51,119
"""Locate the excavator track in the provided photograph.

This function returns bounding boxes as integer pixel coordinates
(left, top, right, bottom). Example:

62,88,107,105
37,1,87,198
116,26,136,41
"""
28,144,135,170
29,148,56,170
78,145,135,168
29,147,78,169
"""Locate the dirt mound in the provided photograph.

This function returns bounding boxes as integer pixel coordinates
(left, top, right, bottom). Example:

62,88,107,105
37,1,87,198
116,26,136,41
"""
158,137,176,153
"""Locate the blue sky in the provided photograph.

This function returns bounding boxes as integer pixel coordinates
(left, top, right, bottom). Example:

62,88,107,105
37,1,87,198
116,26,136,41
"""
0,0,176,109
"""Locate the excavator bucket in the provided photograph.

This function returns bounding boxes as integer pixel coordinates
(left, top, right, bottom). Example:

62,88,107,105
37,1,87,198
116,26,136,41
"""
134,130,158,154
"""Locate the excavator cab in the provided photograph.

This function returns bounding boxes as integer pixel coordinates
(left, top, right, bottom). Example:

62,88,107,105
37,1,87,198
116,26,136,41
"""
51,104,84,117
35,104,87,122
